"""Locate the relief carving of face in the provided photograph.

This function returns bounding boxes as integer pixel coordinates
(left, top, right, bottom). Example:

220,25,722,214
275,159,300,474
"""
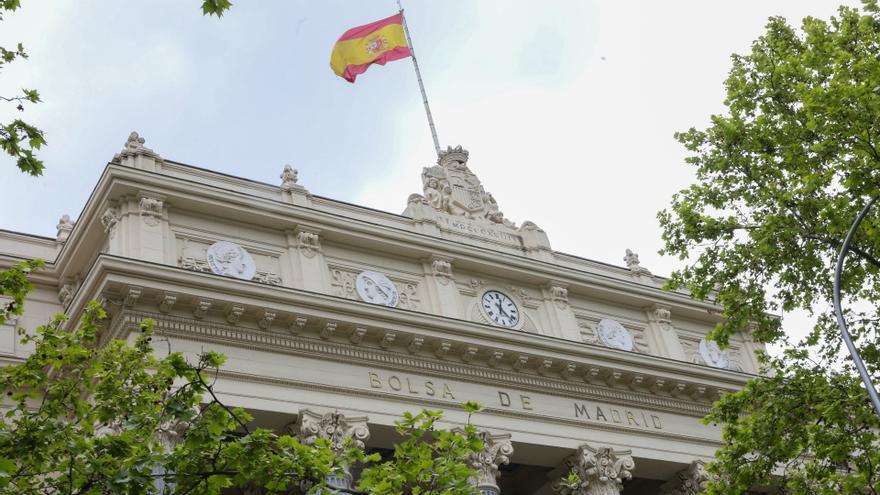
206,241,257,281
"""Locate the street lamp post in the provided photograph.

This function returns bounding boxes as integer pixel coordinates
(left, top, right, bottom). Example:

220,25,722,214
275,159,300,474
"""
833,195,880,417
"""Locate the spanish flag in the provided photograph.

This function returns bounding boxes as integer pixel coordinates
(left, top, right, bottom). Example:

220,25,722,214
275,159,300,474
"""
330,13,412,83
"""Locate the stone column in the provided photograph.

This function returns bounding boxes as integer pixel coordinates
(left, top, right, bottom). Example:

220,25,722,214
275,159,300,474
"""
659,461,710,495
554,444,634,495
133,193,170,264
540,281,582,341
422,255,462,318
291,409,370,492
645,305,687,361
453,428,513,495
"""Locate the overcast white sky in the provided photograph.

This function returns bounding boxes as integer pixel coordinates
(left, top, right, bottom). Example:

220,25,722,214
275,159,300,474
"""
0,0,862,340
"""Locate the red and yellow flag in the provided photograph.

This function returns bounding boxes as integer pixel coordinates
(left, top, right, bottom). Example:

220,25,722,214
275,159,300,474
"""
330,13,412,83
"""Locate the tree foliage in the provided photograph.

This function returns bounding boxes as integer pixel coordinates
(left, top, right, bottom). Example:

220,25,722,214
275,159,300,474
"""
659,1,880,493
0,262,483,495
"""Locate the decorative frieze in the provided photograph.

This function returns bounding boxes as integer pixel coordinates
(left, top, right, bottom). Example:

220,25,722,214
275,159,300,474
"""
555,444,635,495
112,309,727,417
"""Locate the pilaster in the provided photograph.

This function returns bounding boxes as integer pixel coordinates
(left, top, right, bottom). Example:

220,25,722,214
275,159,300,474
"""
645,305,687,361
423,255,461,319
286,226,328,293
540,281,582,341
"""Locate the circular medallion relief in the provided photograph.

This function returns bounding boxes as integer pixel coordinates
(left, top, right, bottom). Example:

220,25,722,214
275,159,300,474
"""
206,241,256,280
480,290,520,328
597,319,634,351
699,338,730,369
355,271,399,307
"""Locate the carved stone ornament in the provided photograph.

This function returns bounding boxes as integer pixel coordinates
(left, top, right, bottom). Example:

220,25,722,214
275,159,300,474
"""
56,214,75,242
651,306,673,328
280,164,299,191
100,207,120,235
623,249,650,274
111,131,162,164
205,241,257,281
138,196,163,226
659,461,711,495
296,230,321,258
58,283,76,307
452,429,513,495
597,319,634,352
431,258,453,285
555,444,635,495
416,145,515,227
699,338,730,369
355,270,399,307
548,284,569,310
292,409,370,491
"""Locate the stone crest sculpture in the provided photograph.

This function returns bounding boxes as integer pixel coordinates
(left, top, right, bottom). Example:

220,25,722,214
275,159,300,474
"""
413,145,514,226
206,241,257,281
56,214,75,242
355,270,399,307
699,338,730,369
597,319,634,352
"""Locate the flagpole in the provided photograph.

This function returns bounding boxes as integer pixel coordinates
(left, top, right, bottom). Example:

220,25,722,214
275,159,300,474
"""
396,1,442,157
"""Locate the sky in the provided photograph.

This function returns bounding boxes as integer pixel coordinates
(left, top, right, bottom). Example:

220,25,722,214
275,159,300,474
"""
0,0,863,341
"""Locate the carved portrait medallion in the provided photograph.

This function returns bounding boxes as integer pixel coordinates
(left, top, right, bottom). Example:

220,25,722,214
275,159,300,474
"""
355,271,399,307
699,338,730,369
206,241,256,281
597,319,634,351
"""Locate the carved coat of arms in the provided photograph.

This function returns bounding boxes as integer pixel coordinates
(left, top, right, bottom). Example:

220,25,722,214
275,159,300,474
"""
417,146,514,226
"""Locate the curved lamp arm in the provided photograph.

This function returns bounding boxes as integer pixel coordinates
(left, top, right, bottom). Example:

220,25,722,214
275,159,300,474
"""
833,195,880,417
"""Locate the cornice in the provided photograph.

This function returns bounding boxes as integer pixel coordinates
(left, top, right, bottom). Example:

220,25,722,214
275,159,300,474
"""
50,164,724,323
110,309,716,418
65,256,753,415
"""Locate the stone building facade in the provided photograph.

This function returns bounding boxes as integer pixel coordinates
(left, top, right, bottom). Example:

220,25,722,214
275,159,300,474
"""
0,133,762,494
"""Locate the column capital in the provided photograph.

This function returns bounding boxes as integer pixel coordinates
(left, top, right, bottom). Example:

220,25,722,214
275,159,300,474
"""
659,461,710,495
554,444,634,495
453,428,513,495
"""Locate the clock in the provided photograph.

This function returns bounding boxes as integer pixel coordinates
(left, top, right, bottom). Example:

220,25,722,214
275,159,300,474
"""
480,290,520,328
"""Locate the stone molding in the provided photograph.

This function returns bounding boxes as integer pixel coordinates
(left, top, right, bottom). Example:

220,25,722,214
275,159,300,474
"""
109,309,720,417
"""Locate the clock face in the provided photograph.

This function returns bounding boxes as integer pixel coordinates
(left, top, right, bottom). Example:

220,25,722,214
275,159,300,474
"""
481,290,519,327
